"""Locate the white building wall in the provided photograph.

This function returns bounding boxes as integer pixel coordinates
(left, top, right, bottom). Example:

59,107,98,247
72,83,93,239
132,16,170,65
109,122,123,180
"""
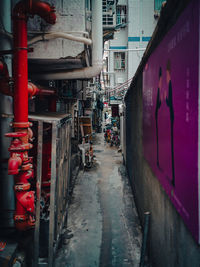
108,27,128,87
106,0,156,88
128,0,157,79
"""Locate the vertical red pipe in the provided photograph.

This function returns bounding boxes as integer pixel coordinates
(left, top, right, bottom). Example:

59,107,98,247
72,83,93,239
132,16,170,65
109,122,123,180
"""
13,13,28,123
12,0,56,124
7,0,56,230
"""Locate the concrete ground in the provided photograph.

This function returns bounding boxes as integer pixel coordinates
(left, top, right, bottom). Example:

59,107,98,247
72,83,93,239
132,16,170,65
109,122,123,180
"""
55,133,142,267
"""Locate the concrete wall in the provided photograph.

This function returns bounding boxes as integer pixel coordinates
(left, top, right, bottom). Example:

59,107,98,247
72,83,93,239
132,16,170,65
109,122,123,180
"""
27,0,86,59
125,75,200,267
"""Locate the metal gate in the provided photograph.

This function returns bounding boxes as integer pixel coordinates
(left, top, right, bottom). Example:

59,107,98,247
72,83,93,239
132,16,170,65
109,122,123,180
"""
30,113,72,267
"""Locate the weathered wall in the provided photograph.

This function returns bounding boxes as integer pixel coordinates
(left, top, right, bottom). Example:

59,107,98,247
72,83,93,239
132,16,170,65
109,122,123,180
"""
125,75,200,267
27,0,86,59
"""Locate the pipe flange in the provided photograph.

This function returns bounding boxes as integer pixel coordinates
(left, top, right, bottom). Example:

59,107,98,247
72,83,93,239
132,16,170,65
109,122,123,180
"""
21,163,33,171
5,132,27,138
11,121,32,128
8,143,32,151
14,215,27,222
14,183,31,192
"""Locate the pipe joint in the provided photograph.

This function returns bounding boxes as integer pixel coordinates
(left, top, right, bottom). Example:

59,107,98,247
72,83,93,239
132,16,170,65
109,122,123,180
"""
7,154,22,175
14,190,35,230
13,1,56,24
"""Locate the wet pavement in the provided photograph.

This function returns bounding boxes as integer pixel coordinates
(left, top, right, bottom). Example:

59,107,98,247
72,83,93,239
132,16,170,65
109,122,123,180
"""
55,133,142,267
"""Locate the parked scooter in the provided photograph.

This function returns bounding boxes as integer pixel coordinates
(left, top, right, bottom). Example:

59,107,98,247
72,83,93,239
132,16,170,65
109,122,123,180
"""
79,135,94,169
110,123,120,147
110,132,120,147
85,140,93,168
104,124,112,142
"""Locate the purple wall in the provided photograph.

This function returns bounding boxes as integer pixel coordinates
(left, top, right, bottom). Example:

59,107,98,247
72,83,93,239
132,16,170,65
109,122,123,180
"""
143,0,199,242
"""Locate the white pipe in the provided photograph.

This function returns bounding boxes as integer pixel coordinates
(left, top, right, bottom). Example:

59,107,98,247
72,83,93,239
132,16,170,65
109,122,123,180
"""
28,32,92,46
102,72,115,74
28,31,89,37
104,48,146,52
32,0,102,80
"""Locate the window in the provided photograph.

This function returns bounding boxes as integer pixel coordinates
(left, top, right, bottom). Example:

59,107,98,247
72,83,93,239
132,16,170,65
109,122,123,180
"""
102,0,115,26
114,52,125,70
116,5,127,25
103,15,114,26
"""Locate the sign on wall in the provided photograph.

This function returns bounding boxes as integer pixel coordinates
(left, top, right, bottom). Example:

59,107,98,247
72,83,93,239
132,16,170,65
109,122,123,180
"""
143,0,200,243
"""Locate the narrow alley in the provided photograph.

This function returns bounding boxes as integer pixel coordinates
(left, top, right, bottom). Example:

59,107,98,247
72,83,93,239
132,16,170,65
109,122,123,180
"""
1,0,200,266
56,133,142,267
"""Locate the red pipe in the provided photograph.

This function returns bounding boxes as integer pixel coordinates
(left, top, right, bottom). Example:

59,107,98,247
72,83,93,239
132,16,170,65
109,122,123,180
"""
28,82,56,98
28,1,56,24
5,0,56,231
0,62,55,98
13,0,56,123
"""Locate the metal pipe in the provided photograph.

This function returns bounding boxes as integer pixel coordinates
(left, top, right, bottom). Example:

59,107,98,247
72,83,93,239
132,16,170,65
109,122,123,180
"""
28,82,56,98
6,0,56,231
140,211,150,267
0,61,55,98
28,32,92,46
31,0,102,80
12,0,56,124
28,30,89,37
104,48,146,52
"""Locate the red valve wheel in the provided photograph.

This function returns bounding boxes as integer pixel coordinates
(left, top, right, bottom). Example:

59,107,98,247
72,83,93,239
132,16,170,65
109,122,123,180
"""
5,132,27,138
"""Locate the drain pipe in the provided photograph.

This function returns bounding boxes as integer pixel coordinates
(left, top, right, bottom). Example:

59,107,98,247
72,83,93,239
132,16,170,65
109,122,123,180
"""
31,0,102,80
5,0,56,231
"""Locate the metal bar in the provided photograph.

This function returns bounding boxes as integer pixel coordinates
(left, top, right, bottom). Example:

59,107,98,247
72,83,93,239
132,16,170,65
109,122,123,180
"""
140,212,150,267
68,122,72,191
104,48,146,52
48,122,57,267
33,121,43,267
